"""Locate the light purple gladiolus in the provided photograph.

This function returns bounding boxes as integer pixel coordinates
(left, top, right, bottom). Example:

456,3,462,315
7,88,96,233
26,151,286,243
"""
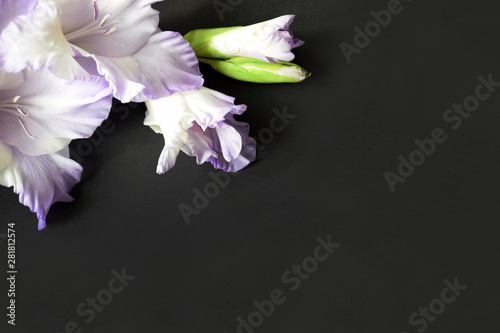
0,0,204,102
0,69,113,230
144,87,256,174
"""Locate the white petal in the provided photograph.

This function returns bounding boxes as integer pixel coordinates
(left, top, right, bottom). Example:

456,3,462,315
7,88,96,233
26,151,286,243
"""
0,140,13,173
210,15,300,62
156,143,182,175
62,0,160,58
0,143,82,230
0,69,113,156
144,87,250,173
145,95,187,140
0,71,23,90
0,1,87,78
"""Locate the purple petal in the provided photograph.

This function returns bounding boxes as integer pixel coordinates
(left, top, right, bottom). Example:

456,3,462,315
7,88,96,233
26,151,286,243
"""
130,31,204,102
182,128,216,165
183,116,256,173
0,143,82,230
72,48,102,76
87,50,145,103
0,0,37,31
276,30,305,49
84,30,204,103
207,116,256,173
215,122,242,161
272,15,305,54
0,69,113,156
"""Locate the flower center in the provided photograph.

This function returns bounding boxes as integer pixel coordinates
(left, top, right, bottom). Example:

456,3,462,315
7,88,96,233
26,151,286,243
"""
64,1,119,42
0,96,37,139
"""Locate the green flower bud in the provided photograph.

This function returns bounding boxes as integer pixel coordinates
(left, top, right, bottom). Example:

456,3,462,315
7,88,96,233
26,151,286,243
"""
198,57,311,84
184,27,242,60
184,15,304,63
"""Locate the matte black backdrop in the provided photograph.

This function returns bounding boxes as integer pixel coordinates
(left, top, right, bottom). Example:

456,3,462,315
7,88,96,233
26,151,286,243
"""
1,0,500,332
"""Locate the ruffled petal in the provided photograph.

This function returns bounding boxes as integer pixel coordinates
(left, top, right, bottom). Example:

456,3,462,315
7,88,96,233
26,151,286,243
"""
207,116,256,172
214,122,242,161
62,0,160,58
0,0,87,79
145,87,255,173
0,141,82,230
144,86,242,150
144,96,187,173
0,0,37,31
144,95,186,144
0,69,113,156
130,31,204,102
85,50,145,103
183,119,256,173
181,129,216,165
180,87,244,129
77,31,203,103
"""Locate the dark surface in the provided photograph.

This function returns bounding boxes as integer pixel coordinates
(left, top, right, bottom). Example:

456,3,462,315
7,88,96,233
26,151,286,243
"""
1,0,500,332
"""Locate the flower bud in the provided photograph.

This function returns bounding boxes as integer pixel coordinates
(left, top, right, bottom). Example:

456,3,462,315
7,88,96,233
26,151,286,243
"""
184,15,304,63
199,57,311,83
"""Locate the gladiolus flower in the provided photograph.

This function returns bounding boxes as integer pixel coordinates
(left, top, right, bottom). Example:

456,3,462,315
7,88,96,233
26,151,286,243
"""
0,68,112,230
0,0,203,102
144,87,256,174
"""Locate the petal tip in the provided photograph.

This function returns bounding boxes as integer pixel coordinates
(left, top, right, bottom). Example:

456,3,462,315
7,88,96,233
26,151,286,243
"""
38,219,46,231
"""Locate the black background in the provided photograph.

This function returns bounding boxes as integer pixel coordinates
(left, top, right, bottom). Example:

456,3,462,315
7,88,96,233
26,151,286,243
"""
1,0,500,332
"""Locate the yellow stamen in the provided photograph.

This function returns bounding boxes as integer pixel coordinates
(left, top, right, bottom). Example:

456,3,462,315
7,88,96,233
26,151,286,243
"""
104,26,117,35
99,13,111,27
18,117,36,139
17,106,29,116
